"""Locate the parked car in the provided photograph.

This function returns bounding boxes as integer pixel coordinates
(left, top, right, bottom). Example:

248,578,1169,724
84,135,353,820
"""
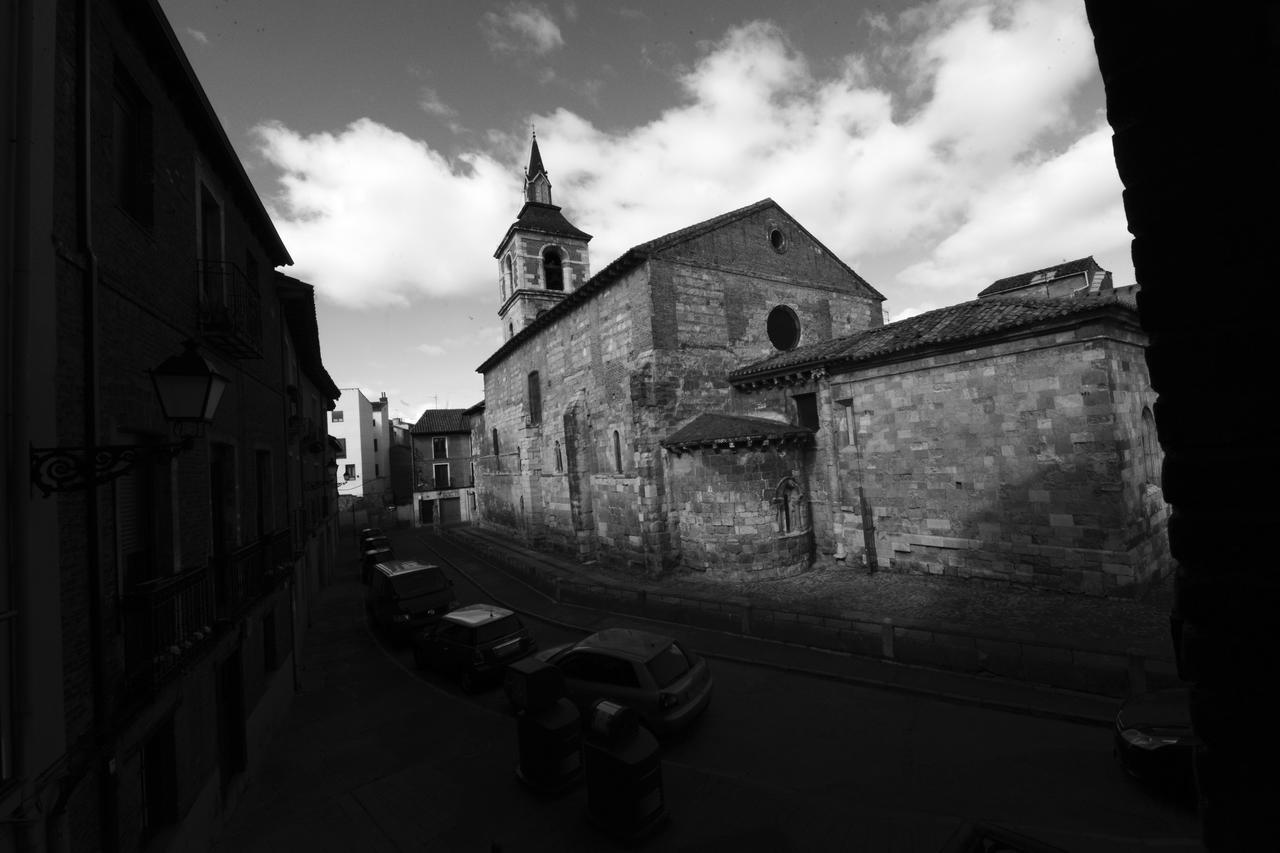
365,560,456,641
360,537,394,583
412,604,538,692
1114,687,1198,799
530,628,712,735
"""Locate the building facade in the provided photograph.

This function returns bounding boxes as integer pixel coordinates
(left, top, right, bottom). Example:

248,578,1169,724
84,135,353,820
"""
329,389,394,505
411,406,481,526
472,140,1169,595
2,2,339,850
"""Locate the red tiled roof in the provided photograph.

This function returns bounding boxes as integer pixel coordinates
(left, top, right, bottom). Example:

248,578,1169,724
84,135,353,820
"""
411,408,471,435
730,295,1136,383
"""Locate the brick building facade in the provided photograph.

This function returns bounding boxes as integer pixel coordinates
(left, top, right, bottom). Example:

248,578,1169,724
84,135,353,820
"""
473,139,1169,595
411,406,480,526
2,2,339,850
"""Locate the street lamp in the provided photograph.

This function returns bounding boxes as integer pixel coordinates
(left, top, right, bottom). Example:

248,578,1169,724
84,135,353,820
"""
30,340,229,496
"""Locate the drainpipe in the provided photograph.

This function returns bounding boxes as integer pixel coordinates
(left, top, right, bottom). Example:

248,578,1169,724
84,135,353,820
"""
54,3,117,850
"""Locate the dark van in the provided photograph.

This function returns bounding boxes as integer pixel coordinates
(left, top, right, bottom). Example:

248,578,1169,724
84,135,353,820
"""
365,560,457,641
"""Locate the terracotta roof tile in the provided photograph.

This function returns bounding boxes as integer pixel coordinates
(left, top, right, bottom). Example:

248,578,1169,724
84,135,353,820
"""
411,408,471,435
977,257,1100,297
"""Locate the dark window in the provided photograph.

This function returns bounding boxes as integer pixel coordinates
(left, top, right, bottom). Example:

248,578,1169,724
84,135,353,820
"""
112,63,153,225
335,438,347,458
331,411,344,423
245,250,259,292
767,305,801,350
554,441,563,473
262,609,278,671
646,642,691,688
198,185,223,303
343,464,356,480
492,429,500,458
474,615,522,644
543,248,564,291
374,464,380,477
433,437,447,458
373,438,378,452
613,431,622,473
1140,406,1161,486
434,463,450,489
794,393,819,431
527,371,542,425
254,450,272,538
768,227,787,253
140,718,177,842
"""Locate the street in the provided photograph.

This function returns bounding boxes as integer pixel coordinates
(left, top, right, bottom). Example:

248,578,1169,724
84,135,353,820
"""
380,529,1198,847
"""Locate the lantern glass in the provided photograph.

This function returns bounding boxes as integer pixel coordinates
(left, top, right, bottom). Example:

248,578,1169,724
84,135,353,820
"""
150,342,228,424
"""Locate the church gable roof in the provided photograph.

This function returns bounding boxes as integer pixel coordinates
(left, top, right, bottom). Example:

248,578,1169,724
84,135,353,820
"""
730,294,1137,384
978,256,1102,297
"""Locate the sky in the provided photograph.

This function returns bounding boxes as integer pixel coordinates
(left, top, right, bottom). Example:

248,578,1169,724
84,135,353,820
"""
156,0,1130,424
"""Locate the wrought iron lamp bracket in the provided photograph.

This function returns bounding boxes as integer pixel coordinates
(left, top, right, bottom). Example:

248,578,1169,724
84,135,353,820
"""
30,437,194,497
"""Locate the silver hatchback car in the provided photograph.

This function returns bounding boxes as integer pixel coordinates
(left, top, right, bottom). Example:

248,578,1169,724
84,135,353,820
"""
530,628,712,735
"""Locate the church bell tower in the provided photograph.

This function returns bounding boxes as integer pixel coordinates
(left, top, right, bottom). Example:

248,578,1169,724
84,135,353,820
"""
493,133,592,339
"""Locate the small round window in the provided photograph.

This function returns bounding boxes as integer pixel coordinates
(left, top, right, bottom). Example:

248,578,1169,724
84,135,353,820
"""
769,227,787,253
767,305,801,350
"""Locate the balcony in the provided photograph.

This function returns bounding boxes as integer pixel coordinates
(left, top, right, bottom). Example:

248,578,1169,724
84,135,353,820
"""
213,529,294,620
197,260,263,359
122,565,215,690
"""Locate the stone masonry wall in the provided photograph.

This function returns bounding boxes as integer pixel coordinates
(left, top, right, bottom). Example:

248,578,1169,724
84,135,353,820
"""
824,321,1165,594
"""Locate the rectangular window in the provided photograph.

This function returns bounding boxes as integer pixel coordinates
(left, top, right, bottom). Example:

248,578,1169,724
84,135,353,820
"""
794,393,820,432
112,63,153,225
434,463,450,489
373,438,378,452
198,184,224,304
433,436,447,459
263,609,278,671
343,464,356,480
254,450,273,538
331,411,344,423
335,437,347,458
374,464,380,477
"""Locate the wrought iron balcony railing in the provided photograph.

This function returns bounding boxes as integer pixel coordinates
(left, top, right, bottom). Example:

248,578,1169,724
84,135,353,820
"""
122,565,215,690
196,259,263,359
213,529,294,620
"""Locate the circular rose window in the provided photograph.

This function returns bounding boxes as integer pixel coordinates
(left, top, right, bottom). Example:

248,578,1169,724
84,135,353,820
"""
767,305,800,350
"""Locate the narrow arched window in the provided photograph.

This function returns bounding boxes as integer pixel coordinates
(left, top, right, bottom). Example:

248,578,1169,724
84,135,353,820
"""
612,430,622,473
504,254,515,296
492,429,500,471
508,322,514,338
516,446,522,471
776,477,807,534
543,247,564,291
527,371,542,425
554,441,563,472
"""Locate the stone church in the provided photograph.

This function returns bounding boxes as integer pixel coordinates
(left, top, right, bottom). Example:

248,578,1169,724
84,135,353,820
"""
472,137,1169,596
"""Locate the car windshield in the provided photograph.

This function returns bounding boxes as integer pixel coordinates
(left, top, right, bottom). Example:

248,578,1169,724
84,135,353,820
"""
390,567,448,597
645,641,691,688
474,615,521,644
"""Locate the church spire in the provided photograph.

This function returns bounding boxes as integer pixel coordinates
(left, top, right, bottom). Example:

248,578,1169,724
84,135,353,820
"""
524,131,552,205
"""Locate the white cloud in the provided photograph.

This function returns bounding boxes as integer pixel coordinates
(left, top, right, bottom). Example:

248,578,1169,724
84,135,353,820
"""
482,3,564,56
419,87,458,119
185,27,209,45
254,118,518,308
258,0,1130,322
